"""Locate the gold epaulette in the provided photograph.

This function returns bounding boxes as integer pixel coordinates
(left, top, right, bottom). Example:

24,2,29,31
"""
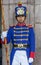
9,24,16,27
26,24,33,28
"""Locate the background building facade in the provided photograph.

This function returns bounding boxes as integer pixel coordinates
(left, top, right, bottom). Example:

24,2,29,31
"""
1,0,41,65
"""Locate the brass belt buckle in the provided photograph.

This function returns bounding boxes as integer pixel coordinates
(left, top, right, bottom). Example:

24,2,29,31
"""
18,44,23,48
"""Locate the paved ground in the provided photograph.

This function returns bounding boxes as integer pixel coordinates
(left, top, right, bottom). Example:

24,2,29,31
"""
33,48,41,65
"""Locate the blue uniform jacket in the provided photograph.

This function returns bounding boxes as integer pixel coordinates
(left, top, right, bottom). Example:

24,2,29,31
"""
7,24,35,65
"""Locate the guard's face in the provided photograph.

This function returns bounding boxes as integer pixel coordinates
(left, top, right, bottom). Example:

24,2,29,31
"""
16,16,26,23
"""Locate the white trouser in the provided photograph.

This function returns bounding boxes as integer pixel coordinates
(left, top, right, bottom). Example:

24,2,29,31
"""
12,50,29,65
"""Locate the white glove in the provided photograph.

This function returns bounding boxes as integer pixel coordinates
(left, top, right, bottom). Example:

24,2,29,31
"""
1,31,8,41
29,57,34,63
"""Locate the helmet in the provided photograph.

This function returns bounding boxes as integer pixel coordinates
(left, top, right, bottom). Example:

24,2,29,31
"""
15,2,27,16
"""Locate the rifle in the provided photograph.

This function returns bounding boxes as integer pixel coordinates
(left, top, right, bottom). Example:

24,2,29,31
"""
1,0,9,65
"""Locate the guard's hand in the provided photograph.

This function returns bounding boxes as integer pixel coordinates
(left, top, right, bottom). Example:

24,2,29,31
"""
1,31,8,41
29,57,34,63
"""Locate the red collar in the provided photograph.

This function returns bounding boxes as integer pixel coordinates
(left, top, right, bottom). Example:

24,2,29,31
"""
17,22,26,26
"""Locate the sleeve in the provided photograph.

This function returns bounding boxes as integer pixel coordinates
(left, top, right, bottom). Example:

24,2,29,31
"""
29,27,35,58
7,27,12,44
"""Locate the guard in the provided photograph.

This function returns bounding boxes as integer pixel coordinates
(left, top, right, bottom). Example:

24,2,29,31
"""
1,2,35,65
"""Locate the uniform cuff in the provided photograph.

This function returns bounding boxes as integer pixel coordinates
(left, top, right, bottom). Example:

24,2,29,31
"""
1,38,7,44
30,52,35,58
0,39,2,44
